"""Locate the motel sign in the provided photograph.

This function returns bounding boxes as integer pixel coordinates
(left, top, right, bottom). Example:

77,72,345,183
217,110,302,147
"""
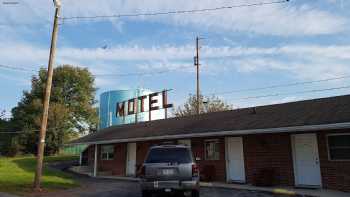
116,90,173,120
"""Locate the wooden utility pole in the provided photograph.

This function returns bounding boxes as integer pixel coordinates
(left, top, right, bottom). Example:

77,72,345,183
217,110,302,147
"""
194,37,200,115
33,0,61,191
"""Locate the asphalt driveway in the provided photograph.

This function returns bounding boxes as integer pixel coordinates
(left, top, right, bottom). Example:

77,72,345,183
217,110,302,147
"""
26,175,295,197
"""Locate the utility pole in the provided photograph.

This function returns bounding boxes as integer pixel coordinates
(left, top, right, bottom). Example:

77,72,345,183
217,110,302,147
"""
33,0,61,191
194,37,200,115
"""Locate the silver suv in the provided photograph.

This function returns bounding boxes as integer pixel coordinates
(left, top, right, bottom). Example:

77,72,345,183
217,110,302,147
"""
139,145,200,197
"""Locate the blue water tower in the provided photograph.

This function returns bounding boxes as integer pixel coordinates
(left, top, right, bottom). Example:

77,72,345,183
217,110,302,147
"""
99,89,165,129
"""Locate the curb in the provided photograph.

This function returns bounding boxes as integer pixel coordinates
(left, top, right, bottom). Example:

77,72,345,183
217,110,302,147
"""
199,182,299,196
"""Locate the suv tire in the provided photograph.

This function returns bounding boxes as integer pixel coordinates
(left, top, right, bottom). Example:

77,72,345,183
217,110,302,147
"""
192,190,200,197
142,190,152,197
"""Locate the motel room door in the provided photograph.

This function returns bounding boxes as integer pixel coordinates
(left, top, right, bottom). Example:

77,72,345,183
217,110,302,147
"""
292,133,322,187
226,137,246,183
126,143,137,176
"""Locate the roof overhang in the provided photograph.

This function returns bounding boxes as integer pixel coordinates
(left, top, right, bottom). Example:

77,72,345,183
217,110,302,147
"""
70,122,350,145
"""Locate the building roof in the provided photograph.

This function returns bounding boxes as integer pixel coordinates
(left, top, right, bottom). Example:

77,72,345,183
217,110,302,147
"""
71,94,350,145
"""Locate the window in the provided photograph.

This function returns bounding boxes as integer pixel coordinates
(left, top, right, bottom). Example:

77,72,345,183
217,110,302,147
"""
145,148,192,164
204,140,220,160
328,134,350,160
101,145,114,160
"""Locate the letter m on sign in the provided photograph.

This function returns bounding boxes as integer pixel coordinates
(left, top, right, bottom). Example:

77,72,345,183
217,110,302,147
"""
116,102,125,117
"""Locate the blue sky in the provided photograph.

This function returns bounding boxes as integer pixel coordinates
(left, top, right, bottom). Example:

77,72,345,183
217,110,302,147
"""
1,0,350,117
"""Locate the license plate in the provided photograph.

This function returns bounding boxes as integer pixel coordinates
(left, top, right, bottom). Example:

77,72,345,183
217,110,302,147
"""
164,188,172,192
154,181,159,188
162,169,174,175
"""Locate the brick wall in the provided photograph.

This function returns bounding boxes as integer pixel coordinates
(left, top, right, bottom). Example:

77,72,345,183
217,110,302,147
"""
318,130,350,192
89,130,350,192
136,141,151,171
87,145,95,167
97,143,127,176
191,137,226,182
243,133,294,186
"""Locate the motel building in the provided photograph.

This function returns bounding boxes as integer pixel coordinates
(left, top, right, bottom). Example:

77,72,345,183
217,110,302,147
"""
71,94,350,192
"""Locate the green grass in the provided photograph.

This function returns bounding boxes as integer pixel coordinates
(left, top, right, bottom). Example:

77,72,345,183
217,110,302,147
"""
0,155,79,194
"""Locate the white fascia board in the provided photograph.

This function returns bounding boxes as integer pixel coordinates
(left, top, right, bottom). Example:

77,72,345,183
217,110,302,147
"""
71,122,350,146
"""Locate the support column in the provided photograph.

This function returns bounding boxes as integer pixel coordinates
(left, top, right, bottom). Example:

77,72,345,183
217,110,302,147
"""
79,152,82,166
93,144,98,177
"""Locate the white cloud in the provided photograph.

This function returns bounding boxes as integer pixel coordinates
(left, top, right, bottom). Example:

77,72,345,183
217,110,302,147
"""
1,41,350,85
0,0,347,36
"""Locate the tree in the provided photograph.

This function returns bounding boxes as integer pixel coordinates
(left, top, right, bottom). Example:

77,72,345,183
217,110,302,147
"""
0,110,5,119
11,65,98,155
0,115,21,156
174,94,233,117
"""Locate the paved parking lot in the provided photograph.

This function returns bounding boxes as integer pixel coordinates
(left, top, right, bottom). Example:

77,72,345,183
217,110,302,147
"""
26,176,295,197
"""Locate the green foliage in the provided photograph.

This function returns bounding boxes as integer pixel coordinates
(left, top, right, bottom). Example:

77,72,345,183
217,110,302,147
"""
11,65,98,155
174,94,232,117
0,155,79,194
0,118,22,156
0,110,5,119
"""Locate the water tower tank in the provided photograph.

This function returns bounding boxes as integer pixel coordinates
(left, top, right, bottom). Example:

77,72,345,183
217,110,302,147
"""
99,89,165,129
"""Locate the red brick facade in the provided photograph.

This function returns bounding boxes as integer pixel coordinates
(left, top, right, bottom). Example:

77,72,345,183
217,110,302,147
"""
191,138,226,182
98,143,127,176
243,134,294,186
318,131,350,192
86,130,350,192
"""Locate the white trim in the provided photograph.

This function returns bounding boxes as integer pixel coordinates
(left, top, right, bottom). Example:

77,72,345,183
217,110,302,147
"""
126,142,137,176
326,133,350,161
225,138,229,182
291,133,322,188
71,122,350,145
225,137,246,183
93,144,98,177
291,135,297,187
79,152,83,166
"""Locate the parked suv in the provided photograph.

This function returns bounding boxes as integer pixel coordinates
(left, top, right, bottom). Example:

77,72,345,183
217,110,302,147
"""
139,145,200,197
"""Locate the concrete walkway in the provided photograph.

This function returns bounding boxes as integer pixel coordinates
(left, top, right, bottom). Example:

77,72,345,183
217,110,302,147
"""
200,182,350,197
98,175,349,197
69,167,349,197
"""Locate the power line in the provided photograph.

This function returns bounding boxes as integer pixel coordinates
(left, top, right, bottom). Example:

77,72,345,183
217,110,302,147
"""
94,65,193,77
0,64,38,73
230,85,350,101
61,0,289,21
0,63,194,77
204,75,350,96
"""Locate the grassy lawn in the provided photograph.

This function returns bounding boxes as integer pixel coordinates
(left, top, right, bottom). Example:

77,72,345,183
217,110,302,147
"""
0,155,79,195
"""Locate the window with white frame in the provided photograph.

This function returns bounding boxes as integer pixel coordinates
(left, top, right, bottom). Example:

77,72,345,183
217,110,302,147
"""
328,134,350,160
204,140,220,160
101,145,114,160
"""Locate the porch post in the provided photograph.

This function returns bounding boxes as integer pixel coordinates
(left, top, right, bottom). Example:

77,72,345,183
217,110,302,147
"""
93,144,98,177
79,152,82,166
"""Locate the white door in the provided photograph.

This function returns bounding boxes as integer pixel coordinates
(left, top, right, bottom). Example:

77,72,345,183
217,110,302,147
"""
292,134,322,187
178,139,191,147
126,143,137,176
226,137,246,183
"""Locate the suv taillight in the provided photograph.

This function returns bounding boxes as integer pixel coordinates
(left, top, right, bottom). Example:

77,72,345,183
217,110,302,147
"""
192,164,199,177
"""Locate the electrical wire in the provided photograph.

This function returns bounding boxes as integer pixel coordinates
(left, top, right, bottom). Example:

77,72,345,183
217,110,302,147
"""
0,63,194,77
61,0,289,21
0,64,37,73
94,65,193,77
230,85,350,101
204,75,350,96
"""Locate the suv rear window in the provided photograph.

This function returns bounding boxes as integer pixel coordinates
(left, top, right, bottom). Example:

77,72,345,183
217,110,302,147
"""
145,148,192,164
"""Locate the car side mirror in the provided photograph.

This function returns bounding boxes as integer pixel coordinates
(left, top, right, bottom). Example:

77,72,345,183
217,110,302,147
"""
195,157,201,161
